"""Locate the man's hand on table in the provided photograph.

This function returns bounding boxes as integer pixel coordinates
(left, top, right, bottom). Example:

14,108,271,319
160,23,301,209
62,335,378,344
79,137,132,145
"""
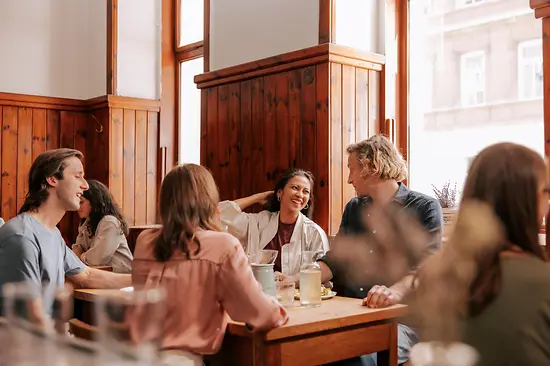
362,285,403,308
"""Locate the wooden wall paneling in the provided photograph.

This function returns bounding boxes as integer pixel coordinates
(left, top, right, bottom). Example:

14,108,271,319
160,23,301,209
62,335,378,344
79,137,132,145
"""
146,111,159,225
16,107,33,213
300,67,317,174
32,109,47,161
315,63,330,233
86,107,110,185
275,72,290,173
217,85,230,200
341,65,356,210
239,80,253,199
288,70,301,170
329,63,343,236
46,110,60,150
228,83,241,200
123,110,136,226
200,89,208,168
2,107,18,219
134,110,148,226
59,111,76,243
355,68,369,141
205,87,219,183
110,108,124,213
250,78,265,205
0,108,2,214
368,70,381,138
263,75,277,190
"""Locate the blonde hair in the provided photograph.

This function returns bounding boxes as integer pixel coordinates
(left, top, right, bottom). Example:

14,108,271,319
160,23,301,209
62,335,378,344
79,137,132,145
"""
346,135,407,181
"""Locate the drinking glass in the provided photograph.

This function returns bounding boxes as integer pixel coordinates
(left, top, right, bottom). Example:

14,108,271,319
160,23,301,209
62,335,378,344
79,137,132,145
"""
276,280,296,308
95,287,166,366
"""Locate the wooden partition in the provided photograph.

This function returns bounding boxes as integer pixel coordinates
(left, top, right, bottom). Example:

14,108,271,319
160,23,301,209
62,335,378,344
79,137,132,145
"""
0,93,161,243
195,44,384,235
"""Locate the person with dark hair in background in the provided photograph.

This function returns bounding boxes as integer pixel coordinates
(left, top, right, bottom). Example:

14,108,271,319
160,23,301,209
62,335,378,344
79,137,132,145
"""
0,149,131,324
219,169,329,276
72,180,133,273
132,164,288,365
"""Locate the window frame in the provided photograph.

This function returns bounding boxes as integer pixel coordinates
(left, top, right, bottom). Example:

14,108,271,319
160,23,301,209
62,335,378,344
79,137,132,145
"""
174,0,208,164
456,0,485,9
460,50,486,107
517,38,543,101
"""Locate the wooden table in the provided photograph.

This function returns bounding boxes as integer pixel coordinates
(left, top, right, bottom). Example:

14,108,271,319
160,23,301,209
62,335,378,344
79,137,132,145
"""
73,290,406,366
211,297,406,366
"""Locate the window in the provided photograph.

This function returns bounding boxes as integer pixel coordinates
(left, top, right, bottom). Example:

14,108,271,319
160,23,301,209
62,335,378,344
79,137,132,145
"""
408,1,543,199
460,51,485,107
518,39,543,101
176,0,204,164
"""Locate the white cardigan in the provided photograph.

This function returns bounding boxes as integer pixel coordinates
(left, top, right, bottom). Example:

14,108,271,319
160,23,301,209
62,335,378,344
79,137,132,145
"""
219,200,329,276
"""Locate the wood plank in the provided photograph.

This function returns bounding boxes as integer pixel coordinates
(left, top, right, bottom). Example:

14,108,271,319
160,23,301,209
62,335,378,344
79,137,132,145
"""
32,109,47,161
74,113,87,169
315,63,330,233
0,107,2,213
318,0,335,43
2,107,18,219
250,79,265,200
206,87,219,188
107,0,118,94
368,70,380,137
288,69,301,169
299,67,316,173
275,72,290,173
146,112,159,225
200,89,208,166
204,0,210,72
217,85,230,200
46,110,60,150
342,65,356,206
134,110,148,226
16,107,33,212
329,63,342,237
355,68,369,141
239,80,253,199
59,112,75,148
228,83,241,200
0,92,85,111
263,75,277,190
110,109,124,212
123,109,136,226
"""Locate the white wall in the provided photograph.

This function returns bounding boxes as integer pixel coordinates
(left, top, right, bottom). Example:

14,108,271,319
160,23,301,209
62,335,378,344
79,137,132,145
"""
117,0,161,100
335,0,385,54
0,0,106,99
210,0,319,71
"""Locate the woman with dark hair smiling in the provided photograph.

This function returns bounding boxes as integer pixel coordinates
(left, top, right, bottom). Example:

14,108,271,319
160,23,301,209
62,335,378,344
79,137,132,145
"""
72,180,132,273
219,169,329,276
131,164,287,365
411,142,550,365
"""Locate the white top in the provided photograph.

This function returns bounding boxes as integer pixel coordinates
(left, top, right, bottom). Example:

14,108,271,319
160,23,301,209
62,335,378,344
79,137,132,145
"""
219,200,329,275
72,215,133,273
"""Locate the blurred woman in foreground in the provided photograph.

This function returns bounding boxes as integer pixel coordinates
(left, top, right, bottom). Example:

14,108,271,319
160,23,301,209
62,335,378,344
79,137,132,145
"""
410,143,550,366
132,164,288,365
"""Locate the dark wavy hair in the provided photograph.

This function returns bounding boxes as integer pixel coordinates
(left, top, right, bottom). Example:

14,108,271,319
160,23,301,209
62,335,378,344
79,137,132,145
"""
264,169,314,218
81,180,128,237
20,148,83,214
154,164,222,262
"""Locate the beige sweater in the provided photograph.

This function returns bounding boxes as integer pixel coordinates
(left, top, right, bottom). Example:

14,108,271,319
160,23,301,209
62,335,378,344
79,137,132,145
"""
72,215,133,273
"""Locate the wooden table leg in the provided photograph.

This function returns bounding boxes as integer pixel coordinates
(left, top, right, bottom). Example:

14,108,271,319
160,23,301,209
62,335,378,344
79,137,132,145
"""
377,321,398,366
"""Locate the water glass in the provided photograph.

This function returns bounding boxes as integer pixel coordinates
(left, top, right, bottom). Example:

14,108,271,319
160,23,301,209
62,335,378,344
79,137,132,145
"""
95,287,166,365
277,280,296,308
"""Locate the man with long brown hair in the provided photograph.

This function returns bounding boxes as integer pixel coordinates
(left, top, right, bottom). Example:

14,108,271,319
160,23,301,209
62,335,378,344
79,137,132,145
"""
318,135,443,366
0,149,131,324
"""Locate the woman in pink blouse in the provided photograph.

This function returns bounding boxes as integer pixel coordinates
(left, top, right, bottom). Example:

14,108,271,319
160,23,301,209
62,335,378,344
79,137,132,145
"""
132,164,288,365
